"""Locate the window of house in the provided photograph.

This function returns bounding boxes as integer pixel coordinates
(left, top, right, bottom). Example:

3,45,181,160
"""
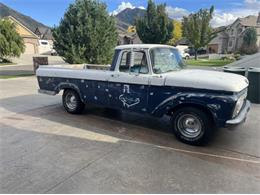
40,41,48,45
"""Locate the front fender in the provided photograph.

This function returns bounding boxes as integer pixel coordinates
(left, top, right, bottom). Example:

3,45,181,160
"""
151,92,236,126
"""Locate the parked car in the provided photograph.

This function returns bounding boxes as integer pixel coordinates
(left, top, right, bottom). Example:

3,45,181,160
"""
36,44,250,145
50,48,57,56
176,45,190,59
188,47,207,56
38,40,52,55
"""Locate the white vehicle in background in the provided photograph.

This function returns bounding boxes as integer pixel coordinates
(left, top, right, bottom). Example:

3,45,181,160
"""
38,40,52,55
176,45,190,59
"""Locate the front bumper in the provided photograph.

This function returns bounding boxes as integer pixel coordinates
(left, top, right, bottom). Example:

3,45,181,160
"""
226,100,251,126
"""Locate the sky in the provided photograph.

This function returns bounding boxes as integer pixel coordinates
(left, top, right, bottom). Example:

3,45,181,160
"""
1,0,260,27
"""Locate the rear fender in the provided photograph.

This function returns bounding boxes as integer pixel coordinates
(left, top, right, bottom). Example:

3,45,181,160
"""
55,82,84,102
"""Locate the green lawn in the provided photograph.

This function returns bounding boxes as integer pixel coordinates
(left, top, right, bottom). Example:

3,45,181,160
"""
0,74,34,79
186,59,234,67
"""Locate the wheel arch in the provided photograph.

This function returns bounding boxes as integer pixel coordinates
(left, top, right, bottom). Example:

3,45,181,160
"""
56,82,84,102
167,102,216,125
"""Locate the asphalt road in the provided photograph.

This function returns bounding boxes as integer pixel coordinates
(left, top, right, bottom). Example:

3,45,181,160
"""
0,76,260,193
228,52,260,68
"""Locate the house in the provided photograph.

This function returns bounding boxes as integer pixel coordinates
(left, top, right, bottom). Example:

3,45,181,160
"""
118,31,142,45
3,15,53,55
208,13,260,54
35,27,54,54
5,16,40,54
208,26,228,54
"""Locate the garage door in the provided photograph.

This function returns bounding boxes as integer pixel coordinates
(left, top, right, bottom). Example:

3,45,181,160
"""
24,43,35,54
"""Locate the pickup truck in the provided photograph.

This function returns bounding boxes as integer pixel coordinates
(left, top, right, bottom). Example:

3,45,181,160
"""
36,44,250,145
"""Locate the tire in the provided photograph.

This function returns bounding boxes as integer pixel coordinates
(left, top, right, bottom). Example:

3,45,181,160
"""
62,89,85,114
171,107,214,146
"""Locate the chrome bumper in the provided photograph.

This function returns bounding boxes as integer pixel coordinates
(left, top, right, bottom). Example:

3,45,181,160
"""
226,100,251,126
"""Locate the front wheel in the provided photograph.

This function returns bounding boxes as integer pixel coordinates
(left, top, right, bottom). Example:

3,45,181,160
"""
62,89,85,114
171,107,214,145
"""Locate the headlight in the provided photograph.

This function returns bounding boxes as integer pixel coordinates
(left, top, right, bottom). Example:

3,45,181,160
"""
233,91,247,118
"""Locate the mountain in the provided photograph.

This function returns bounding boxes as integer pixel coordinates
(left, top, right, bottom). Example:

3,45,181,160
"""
0,2,49,32
116,8,145,26
0,2,142,37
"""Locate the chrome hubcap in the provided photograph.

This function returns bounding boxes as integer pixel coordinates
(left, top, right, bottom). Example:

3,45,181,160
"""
177,114,202,138
65,93,77,110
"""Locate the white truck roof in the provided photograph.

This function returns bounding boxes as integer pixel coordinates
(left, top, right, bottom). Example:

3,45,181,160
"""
115,44,176,50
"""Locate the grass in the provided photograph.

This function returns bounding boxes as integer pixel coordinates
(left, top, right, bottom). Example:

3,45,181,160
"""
0,74,34,79
0,62,16,66
186,59,234,67
0,59,16,66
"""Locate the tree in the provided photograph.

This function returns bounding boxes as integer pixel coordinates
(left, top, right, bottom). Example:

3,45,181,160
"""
182,6,216,59
240,27,258,55
127,25,136,33
0,19,25,62
136,0,173,44
52,0,118,64
168,20,182,45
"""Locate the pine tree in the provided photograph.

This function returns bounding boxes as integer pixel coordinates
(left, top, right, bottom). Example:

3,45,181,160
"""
0,19,25,62
135,0,173,44
52,0,118,64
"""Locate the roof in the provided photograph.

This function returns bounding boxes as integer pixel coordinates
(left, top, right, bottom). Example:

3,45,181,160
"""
115,44,175,50
239,15,258,27
6,15,39,38
176,38,191,46
35,27,53,40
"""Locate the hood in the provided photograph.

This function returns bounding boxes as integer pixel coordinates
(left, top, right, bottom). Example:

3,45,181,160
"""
164,69,248,92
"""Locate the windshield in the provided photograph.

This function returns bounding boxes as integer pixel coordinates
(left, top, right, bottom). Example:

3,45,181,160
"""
150,47,185,74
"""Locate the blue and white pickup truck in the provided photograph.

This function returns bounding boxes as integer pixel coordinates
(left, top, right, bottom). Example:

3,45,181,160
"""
36,44,250,145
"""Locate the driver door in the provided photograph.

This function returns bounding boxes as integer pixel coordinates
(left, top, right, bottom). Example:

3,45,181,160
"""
108,49,150,113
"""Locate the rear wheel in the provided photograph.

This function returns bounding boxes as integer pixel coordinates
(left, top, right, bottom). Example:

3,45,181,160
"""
171,107,214,145
62,89,85,114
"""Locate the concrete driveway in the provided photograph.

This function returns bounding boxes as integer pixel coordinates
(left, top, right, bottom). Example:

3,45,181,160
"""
0,77,259,193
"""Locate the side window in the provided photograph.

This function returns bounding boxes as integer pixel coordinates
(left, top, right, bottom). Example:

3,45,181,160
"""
119,51,131,73
130,51,149,74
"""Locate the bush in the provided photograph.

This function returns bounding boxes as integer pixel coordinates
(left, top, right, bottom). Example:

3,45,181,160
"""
0,19,25,61
240,27,258,55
